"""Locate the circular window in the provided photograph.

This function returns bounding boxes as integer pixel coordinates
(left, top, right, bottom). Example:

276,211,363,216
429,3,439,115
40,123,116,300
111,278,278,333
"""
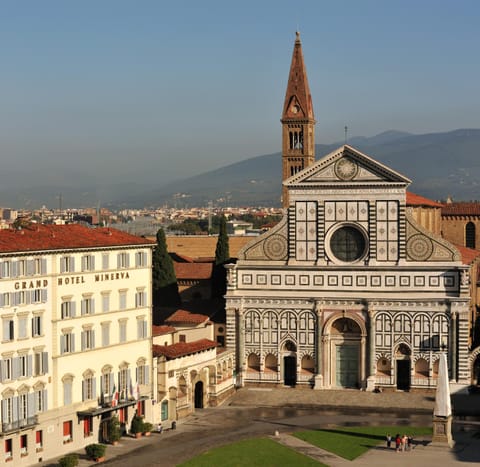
329,225,367,262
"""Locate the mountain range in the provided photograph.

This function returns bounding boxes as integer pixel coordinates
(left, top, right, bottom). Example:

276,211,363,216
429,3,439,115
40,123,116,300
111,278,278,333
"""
2,129,480,209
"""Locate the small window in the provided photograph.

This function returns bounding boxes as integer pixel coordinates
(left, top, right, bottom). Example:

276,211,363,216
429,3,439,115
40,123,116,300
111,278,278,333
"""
3,319,14,341
179,334,186,343
466,222,476,249
63,420,73,443
35,430,43,450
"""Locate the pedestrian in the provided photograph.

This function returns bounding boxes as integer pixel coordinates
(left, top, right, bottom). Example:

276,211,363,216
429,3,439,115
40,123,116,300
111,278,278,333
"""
407,436,412,450
157,423,163,434
401,434,407,452
395,434,401,452
386,433,392,449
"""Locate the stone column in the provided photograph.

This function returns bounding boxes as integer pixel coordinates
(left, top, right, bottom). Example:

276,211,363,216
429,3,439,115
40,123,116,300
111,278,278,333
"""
236,308,245,387
313,302,324,389
450,310,457,382
366,307,376,391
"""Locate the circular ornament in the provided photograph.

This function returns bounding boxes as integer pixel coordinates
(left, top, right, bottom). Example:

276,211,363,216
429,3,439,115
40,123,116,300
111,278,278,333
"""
407,234,433,261
334,157,358,180
263,234,287,260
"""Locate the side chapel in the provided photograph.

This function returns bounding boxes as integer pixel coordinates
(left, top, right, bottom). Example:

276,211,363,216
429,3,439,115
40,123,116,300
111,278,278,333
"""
225,33,471,391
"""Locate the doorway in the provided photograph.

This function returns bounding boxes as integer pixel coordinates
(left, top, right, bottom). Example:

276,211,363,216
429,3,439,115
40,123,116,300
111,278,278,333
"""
284,356,296,387
336,344,358,388
194,381,203,409
396,360,410,390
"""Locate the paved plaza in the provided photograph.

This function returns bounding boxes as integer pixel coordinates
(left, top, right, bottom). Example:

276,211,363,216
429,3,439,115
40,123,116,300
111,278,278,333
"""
40,388,480,466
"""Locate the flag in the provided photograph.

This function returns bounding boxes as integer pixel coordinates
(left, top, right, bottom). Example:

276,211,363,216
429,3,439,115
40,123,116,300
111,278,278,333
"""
111,383,118,407
135,383,140,401
129,379,134,400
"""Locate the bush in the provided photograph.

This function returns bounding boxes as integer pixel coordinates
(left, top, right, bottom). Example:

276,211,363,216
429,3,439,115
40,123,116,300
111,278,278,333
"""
142,422,154,433
58,453,79,467
85,443,106,460
107,415,122,443
130,415,144,434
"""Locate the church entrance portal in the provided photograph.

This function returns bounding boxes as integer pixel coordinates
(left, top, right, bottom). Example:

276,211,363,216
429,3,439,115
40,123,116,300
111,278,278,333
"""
194,381,203,409
396,360,411,390
284,356,296,386
336,344,358,388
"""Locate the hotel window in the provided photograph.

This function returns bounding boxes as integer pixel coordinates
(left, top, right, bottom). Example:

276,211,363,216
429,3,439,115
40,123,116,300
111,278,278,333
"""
32,315,42,337
81,297,95,315
0,292,10,308
34,258,45,275
4,438,12,460
63,377,73,406
3,319,14,341
31,289,42,303
102,253,109,270
18,354,31,378
81,254,95,272
20,433,28,456
60,256,75,273
101,322,110,347
137,318,148,339
35,430,43,451
18,316,29,339
61,300,76,319
33,351,48,376
117,252,130,269
63,420,73,443
136,360,149,386
118,368,129,399
19,393,28,421
119,290,127,310
101,368,113,397
135,290,147,308
135,251,147,267
83,416,93,437
119,320,127,343
60,332,75,354
2,358,13,381
102,293,110,312
0,261,11,278
81,329,95,351
2,397,13,424
17,259,26,277
82,372,96,401
35,388,46,413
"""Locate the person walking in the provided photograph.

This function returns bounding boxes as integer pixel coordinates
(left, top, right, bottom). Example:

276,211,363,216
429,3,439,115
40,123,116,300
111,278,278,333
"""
401,434,407,452
395,434,401,452
386,434,392,449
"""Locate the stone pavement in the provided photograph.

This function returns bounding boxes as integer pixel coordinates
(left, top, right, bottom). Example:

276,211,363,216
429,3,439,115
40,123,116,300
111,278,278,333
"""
39,388,480,466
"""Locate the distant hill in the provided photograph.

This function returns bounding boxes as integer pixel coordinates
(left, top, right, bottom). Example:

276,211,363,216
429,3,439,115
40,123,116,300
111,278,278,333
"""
130,129,480,207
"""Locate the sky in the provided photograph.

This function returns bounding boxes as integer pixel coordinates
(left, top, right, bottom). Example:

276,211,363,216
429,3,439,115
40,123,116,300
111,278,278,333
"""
2,0,480,186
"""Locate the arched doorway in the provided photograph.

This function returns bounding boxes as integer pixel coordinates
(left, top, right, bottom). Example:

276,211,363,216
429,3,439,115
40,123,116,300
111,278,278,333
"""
194,381,203,409
282,341,297,387
396,344,411,390
332,318,361,388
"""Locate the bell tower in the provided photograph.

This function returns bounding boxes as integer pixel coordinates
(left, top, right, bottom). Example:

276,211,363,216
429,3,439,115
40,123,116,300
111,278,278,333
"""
281,32,316,207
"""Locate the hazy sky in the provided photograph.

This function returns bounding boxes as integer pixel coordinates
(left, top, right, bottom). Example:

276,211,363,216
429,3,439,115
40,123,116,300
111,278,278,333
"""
2,0,480,184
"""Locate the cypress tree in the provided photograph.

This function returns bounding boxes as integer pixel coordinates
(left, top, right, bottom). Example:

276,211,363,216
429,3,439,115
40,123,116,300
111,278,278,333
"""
152,228,180,307
212,216,230,298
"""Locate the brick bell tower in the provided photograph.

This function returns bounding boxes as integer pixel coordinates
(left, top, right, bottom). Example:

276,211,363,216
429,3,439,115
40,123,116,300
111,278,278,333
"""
281,32,316,207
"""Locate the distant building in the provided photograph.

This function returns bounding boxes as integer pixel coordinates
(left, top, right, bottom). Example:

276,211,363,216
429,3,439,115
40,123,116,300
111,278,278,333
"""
0,223,154,465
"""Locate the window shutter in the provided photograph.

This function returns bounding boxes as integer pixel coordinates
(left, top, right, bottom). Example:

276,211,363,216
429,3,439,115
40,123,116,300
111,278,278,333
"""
60,335,65,355
137,320,142,339
126,254,130,268
12,357,19,379
64,382,72,406
143,252,147,266
82,380,86,401
60,258,65,273
143,321,148,338
117,254,121,268
71,257,75,271
43,390,48,411
92,299,95,314
19,318,27,338
27,355,33,377
91,255,95,270
12,261,18,278
109,373,114,393
42,352,48,374
41,258,47,274
1,400,7,421
127,369,131,389
27,260,34,275
0,361,3,382
145,365,150,385
81,331,86,351
92,377,97,399
103,254,109,270
81,256,86,271
25,291,31,305
0,294,4,307
92,330,96,349
28,392,35,417
71,333,75,352
71,301,76,318
0,262,3,278
81,300,86,316
2,320,9,340
41,289,47,303
12,396,19,422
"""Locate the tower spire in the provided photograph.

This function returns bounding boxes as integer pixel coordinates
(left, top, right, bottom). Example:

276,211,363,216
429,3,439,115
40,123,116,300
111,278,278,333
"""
281,32,316,208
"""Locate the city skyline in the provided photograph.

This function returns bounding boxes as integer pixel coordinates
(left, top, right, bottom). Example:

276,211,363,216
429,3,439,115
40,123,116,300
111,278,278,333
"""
2,1,480,191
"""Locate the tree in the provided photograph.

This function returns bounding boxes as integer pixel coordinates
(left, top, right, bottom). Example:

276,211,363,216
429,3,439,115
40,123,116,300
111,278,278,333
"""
152,228,181,307
212,216,230,298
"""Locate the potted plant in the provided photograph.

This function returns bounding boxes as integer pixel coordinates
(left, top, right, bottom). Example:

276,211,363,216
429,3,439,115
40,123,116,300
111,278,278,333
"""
58,453,79,467
85,443,107,462
130,415,144,439
107,415,122,445
142,422,154,437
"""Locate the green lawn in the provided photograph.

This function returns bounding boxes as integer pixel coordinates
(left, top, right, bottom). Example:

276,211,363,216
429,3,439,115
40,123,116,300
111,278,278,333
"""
293,426,432,461
178,437,326,467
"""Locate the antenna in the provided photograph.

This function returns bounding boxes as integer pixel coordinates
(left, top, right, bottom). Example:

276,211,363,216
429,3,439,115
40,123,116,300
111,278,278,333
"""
344,126,348,144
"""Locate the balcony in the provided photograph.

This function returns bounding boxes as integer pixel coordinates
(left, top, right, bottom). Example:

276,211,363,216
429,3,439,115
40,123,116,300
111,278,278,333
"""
1,416,38,434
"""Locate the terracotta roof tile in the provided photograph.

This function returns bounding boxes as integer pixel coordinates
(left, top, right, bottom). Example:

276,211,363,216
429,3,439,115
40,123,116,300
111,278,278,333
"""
453,244,480,265
174,262,213,280
406,192,444,208
153,339,217,358
152,325,176,336
442,202,480,216
165,309,209,324
0,224,154,254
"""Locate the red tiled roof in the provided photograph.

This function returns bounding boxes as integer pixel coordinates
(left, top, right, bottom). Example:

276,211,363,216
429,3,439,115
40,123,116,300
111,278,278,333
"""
0,224,154,253
174,262,213,280
406,192,444,208
453,244,480,265
442,202,480,216
152,339,217,359
165,309,209,325
152,325,176,336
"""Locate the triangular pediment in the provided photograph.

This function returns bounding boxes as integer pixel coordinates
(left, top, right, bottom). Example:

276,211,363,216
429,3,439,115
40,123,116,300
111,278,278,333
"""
284,145,412,186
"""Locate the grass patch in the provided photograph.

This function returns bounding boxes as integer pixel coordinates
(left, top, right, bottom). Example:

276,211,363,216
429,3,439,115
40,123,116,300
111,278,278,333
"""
178,437,325,466
294,426,432,461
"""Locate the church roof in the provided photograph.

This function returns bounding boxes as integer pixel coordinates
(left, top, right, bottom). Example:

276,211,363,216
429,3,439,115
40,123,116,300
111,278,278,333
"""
406,192,444,208
282,32,315,121
0,223,154,254
442,202,480,216
152,339,217,359
453,244,480,265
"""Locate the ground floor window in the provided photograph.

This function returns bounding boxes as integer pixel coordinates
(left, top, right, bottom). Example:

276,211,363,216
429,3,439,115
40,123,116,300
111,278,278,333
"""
161,400,168,421
136,400,144,417
84,416,93,437
20,434,28,456
35,430,43,451
4,439,12,460
63,420,73,443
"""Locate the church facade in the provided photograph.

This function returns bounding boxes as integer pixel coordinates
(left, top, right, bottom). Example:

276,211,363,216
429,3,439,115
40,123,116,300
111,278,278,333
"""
225,33,471,391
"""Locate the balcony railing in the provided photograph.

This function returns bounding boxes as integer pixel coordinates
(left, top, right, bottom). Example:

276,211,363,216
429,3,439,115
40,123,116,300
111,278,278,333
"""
2,416,38,434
